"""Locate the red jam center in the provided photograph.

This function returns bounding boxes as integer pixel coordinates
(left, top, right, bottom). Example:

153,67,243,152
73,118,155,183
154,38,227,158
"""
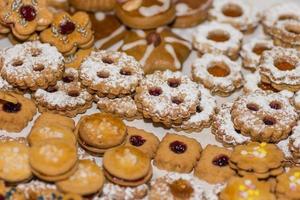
59,20,76,35
46,86,58,93
129,135,146,147
63,76,75,83
212,155,229,167
169,141,187,154
3,102,21,113
0,195,4,200
20,5,36,21
148,87,162,96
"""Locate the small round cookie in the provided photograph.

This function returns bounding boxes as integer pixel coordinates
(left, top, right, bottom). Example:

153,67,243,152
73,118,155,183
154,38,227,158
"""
56,159,105,196
80,50,144,98
193,21,243,60
194,145,235,184
154,133,202,173
119,27,191,74
212,103,250,147
0,41,64,91
0,141,32,183
115,0,176,30
209,0,260,33
231,90,298,143
69,0,115,11
192,54,243,96
219,176,276,200
124,126,160,158
34,68,93,117
75,113,127,156
29,139,78,181
276,167,300,200
259,47,300,92
40,11,94,56
103,146,152,187
0,91,36,133
172,0,213,28
135,70,200,127
100,183,148,200
241,38,274,72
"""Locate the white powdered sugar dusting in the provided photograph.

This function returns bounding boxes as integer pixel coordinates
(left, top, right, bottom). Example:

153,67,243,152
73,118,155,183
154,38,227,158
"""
17,180,57,199
291,122,300,150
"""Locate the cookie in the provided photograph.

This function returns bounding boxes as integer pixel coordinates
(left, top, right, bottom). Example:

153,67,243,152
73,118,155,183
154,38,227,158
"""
0,186,26,200
47,0,69,10
135,70,200,127
56,159,105,196
29,139,78,182
0,41,64,91
172,0,212,28
276,167,300,200
115,0,176,29
289,122,300,164
64,48,92,69
0,91,36,132
154,133,202,173
119,27,191,74
231,90,298,143
0,141,32,183
193,21,243,60
17,180,59,199
69,0,115,11
194,145,235,184
40,11,94,56
219,176,276,200
103,146,152,187
80,50,144,98
192,54,243,96
76,113,127,156
124,126,160,158
33,68,93,117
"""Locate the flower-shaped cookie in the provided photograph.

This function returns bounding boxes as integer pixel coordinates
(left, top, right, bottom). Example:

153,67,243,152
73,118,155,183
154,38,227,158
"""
0,0,53,40
40,11,94,55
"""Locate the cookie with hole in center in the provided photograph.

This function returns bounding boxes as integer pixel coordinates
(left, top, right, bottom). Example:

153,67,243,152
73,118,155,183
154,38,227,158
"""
103,146,152,187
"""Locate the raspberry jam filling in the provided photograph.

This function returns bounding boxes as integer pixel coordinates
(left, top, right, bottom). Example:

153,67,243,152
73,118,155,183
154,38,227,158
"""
59,20,76,35
2,102,22,113
130,135,146,147
148,87,162,96
169,141,187,154
212,154,229,167
20,5,36,21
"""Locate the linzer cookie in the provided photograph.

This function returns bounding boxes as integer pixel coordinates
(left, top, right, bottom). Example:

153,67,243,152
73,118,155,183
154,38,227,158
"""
115,0,176,29
70,0,115,11
276,167,300,200
40,11,94,56
0,41,64,91
0,0,53,41
172,0,213,28
193,21,243,60
0,91,36,132
33,68,93,117
119,27,191,74
103,146,152,187
100,183,148,200
75,113,127,156
231,90,298,143
192,54,243,96
135,70,200,126
80,50,144,98
154,133,202,173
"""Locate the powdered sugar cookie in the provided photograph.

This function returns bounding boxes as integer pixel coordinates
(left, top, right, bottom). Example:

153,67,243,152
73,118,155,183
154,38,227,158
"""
289,123,300,164
192,54,243,96
80,50,144,98
209,0,260,33
0,41,64,91
16,180,57,200
259,47,300,92
241,38,274,72
33,68,93,117
294,91,300,110
135,70,200,126
193,21,243,60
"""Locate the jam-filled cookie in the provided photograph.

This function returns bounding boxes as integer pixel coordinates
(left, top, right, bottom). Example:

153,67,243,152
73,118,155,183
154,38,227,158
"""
124,126,160,158
231,90,298,143
40,11,94,56
119,27,191,74
135,70,200,127
193,21,243,60
29,138,78,182
100,183,148,200
192,54,243,96
172,0,213,28
103,146,152,187
75,113,127,156
194,145,235,184
0,91,36,132
56,159,105,196
0,41,64,91
154,133,202,173
115,0,176,29
276,167,300,200
80,50,144,98
34,68,93,117
70,0,115,11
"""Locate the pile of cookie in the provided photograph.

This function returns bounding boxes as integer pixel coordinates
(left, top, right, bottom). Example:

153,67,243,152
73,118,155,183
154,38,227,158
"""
1,0,300,199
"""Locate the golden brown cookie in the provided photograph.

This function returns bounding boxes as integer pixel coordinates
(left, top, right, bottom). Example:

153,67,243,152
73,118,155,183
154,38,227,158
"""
194,145,235,184
124,127,160,158
276,167,300,200
154,133,202,173
64,48,92,69
70,0,115,11
47,0,69,10
103,146,152,187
